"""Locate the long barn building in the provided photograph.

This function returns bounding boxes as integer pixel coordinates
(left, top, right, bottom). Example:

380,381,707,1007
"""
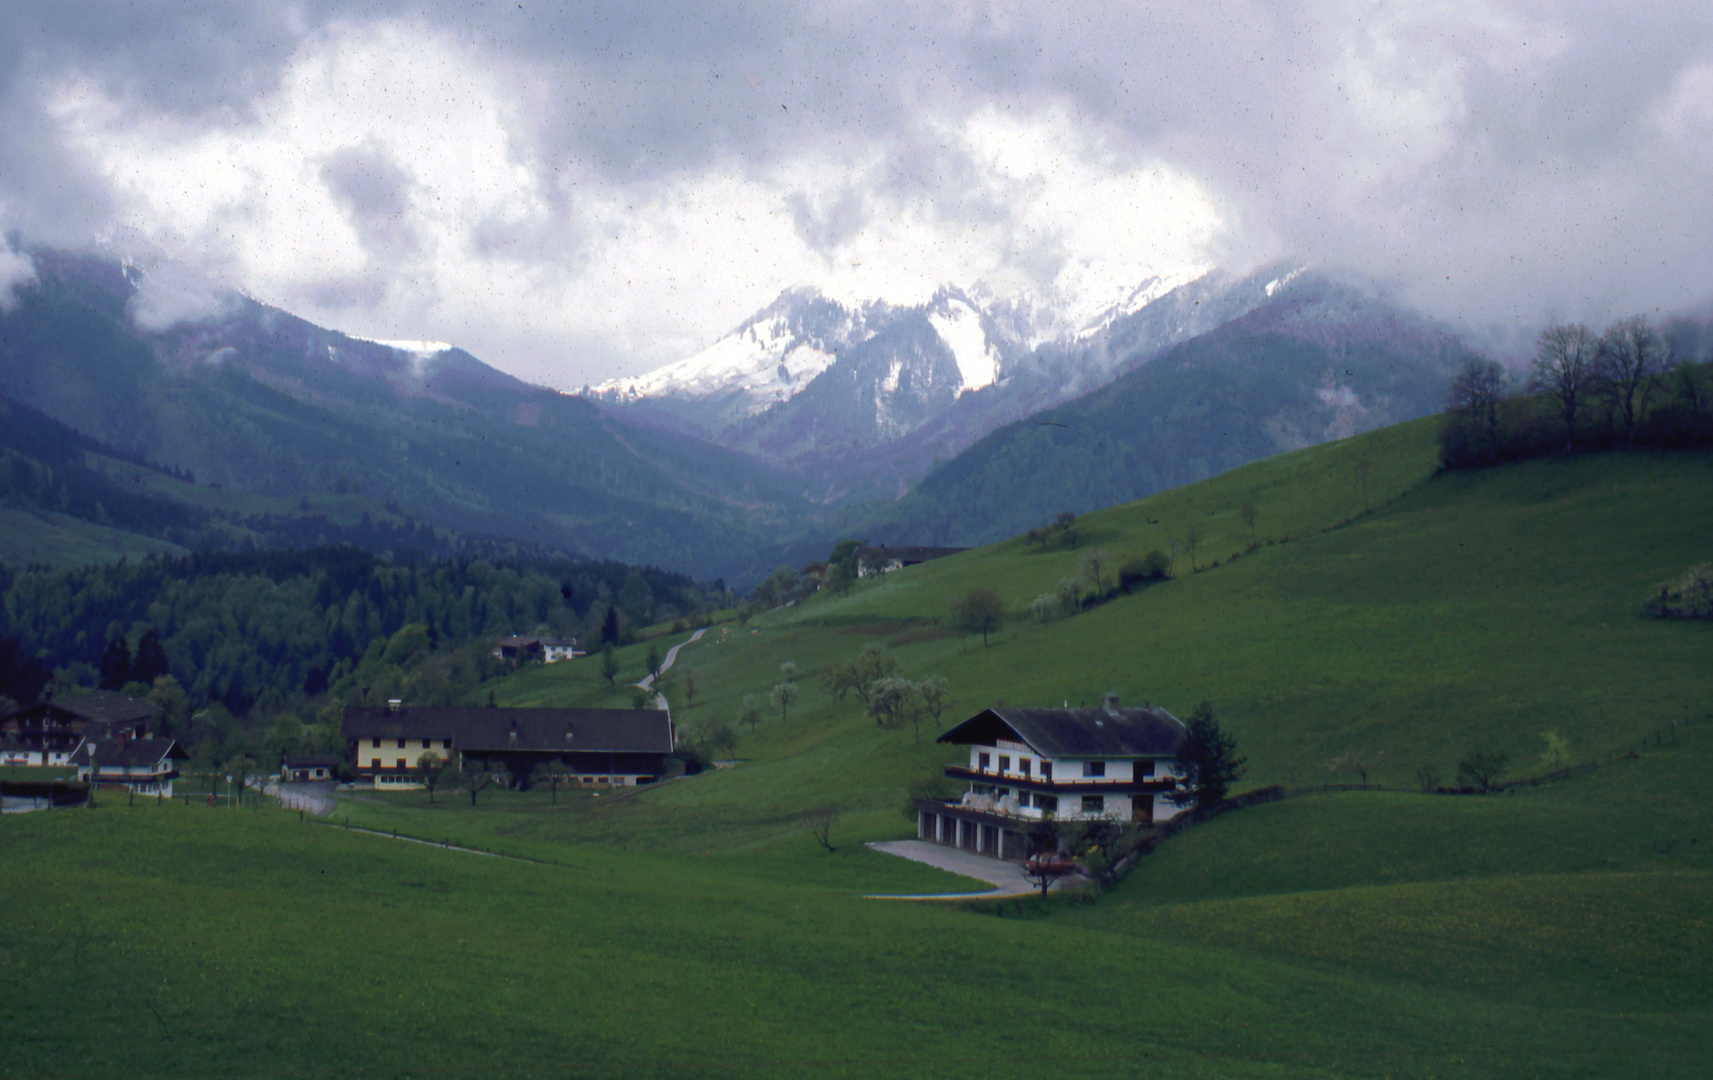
342,704,674,790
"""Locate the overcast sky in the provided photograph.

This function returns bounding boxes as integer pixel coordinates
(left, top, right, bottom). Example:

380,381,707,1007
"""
3,1,1711,387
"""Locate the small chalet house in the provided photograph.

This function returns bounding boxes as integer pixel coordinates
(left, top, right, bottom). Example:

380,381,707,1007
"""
342,702,674,790
541,637,583,664
916,695,1188,861
71,734,187,796
856,544,969,577
281,754,340,782
0,691,159,767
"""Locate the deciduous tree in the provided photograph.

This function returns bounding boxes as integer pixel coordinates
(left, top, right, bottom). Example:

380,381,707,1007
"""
1532,323,1598,453
1456,750,1509,792
457,765,496,806
1597,315,1671,446
864,676,917,729
1446,357,1508,463
802,807,839,852
770,680,798,724
416,752,447,803
915,676,951,741
822,644,897,702
1078,548,1112,598
952,588,1006,645
738,694,762,734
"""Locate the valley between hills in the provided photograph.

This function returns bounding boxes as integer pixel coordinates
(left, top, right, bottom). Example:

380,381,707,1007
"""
4,405,1710,1077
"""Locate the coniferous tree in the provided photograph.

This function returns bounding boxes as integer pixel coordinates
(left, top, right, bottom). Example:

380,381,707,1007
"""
131,630,171,685
1170,699,1245,810
98,635,132,691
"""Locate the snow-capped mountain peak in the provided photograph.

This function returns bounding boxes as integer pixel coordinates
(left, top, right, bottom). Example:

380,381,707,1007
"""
592,288,884,415
1072,265,1214,341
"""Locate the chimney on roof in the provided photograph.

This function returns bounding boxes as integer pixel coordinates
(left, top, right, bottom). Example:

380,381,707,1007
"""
1102,692,1121,716
387,699,402,713
508,718,518,746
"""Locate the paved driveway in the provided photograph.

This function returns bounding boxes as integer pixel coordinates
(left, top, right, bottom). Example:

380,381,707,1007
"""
273,780,338,816
865,839,1081,900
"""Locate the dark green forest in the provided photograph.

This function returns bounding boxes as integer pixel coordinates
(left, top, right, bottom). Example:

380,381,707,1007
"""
0,548,731,765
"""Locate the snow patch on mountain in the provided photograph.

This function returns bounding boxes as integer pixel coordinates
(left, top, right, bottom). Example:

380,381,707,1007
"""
928,298,1000,393
1073,265,1212,341
1266,267,1306,297
592,289,871,415
368,338,454,375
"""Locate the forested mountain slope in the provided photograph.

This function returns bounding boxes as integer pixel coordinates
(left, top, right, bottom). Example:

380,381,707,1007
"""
0,250,812,580
854,278,1479,546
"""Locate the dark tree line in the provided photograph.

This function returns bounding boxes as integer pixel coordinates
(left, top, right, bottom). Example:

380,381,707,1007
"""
1441,316,1713,468
0,547,729,719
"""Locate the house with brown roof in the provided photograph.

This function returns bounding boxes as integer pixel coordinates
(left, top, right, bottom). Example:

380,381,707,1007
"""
492,636,544,662
915,694,1188,860
0,691,160,767
341,702,675,790
72,734,187,797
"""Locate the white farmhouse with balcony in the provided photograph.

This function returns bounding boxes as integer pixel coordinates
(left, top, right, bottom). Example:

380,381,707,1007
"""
915,694,1188,861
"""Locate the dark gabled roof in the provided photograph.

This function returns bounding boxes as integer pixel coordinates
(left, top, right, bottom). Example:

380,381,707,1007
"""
495,635,541,647
859,545,969,564
71,735,186,768
342,706,673,755
540,637,579,647
937,705,1185,758
282,753,341,768
10,691,158,727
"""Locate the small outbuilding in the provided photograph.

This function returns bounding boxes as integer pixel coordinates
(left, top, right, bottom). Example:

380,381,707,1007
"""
281,754,341,782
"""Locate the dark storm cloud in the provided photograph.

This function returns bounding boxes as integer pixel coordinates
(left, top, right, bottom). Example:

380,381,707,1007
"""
320,143,419,256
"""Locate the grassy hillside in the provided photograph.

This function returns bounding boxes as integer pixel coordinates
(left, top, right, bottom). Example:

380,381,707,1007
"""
4,420,1710,1077
464,420,1709,854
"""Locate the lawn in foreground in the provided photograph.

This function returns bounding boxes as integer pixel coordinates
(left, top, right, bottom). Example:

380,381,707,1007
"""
3,801,1706,1079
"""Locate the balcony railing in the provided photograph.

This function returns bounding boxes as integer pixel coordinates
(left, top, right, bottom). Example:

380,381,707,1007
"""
943,764,1173,794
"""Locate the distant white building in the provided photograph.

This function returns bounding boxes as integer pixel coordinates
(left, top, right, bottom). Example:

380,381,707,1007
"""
71,734,187,797
541,637,584,663
915,694,1188,860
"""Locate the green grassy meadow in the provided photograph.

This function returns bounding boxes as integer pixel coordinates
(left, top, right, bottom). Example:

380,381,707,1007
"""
4,421,1712,1076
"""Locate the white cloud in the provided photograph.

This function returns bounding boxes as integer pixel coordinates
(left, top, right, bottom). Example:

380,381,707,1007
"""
24,1,1713,384
0,237,36,311
46,19,1228,387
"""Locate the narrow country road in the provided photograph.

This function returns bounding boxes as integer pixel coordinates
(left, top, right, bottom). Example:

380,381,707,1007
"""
270,780,338,816
635,627,705,710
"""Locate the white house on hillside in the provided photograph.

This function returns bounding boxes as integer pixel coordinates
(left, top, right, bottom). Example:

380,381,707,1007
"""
916,694,1188,860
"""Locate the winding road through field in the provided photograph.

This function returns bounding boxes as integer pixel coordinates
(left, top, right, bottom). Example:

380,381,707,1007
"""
635,627,705,710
